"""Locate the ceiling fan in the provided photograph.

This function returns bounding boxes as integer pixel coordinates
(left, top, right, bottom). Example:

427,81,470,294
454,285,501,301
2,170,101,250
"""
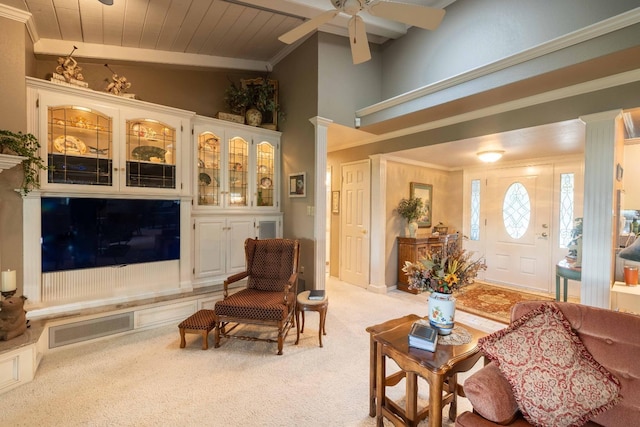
278,0,446,64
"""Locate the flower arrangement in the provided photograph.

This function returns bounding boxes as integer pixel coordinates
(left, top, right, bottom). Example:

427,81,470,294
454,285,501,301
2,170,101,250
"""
396,197,424,223
402,246,487,294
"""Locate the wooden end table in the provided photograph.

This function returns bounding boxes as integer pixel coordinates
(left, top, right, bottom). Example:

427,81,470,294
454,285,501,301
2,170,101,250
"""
366,315,487,427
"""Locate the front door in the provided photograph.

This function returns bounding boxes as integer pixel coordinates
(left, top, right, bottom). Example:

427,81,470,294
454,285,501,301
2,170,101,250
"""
485,165,553,292
340,160,371,287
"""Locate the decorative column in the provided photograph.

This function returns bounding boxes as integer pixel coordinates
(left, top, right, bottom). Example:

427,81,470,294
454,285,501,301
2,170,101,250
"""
310,116,332,291
580,110,623,308
369,154,388,293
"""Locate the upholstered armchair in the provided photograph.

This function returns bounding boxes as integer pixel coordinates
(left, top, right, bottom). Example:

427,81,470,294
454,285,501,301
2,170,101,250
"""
213,238,300,355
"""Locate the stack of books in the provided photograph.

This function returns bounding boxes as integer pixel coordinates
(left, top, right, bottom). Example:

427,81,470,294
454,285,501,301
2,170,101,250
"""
308,289,325,300
408,319,438,352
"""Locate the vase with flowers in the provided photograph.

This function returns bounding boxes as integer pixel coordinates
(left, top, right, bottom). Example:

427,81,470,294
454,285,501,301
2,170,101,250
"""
396,196,424,237
402,246,486,334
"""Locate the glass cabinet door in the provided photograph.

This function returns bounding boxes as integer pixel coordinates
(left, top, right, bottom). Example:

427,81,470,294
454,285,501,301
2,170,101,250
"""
47,105,113,185
256,141,275,207
228,135,248,207
197,131,221,205
126,119,176,189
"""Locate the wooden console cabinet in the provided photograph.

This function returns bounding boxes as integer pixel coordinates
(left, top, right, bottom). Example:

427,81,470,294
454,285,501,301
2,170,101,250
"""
397,234,459,294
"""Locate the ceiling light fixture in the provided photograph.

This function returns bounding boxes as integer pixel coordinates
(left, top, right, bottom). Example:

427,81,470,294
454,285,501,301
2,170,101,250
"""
98,0,114,5
477,150,504,163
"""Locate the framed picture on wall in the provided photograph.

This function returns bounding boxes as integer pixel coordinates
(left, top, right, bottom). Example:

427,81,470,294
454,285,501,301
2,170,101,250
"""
410,182,432,228
332,191,340,213
289,172,306,197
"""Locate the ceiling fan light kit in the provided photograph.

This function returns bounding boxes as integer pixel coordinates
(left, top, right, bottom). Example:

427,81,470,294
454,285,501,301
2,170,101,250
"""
279,0,446,64
477,150,505,163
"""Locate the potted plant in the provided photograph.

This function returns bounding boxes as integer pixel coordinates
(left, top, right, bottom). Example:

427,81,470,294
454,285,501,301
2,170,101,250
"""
396,196,424,237
224,83,251,116
0,130,48,195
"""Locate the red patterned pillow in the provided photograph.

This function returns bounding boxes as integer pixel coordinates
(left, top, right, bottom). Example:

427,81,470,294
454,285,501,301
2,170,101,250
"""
478,303,621,427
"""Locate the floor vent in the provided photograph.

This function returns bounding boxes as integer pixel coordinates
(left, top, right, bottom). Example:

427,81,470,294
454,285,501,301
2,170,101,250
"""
49,312,134,349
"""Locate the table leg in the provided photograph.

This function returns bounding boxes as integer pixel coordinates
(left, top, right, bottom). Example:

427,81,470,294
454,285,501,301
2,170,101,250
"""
448,374,458,421
563,277,568,302
376,344,385,427
295,309,301,345
428,376,444,427
555,274,560,301
369,336,377,417
406,372,418,426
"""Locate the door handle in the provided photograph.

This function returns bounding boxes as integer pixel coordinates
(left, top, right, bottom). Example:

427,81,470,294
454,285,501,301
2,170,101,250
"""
542,224,549,229
361,229,367,235
541,232,548,238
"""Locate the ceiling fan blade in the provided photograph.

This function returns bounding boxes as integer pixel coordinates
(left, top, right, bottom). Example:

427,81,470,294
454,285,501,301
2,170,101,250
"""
348,15,371,64
368,1,445,31
278,9,339,44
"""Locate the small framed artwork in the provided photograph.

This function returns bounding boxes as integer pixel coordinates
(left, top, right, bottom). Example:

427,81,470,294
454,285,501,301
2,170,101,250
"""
332,191,340,213
617,163,624,182
289,172,306,197
410,182,433,228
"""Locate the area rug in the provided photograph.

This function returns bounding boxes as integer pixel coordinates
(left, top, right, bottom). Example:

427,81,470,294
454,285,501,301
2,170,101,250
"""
455,282,553,324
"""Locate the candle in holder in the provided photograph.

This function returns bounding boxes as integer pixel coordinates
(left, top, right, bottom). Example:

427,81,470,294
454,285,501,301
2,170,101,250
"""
1,270,16,292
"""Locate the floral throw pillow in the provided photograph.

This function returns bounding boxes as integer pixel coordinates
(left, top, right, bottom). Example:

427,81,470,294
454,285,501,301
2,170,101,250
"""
478,303,621,427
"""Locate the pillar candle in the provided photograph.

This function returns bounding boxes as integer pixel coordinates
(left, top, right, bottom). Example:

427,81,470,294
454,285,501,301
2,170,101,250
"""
1,270,16,292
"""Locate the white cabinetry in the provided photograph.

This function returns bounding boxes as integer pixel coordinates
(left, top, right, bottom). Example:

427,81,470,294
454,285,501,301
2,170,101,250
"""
193,116,280,211
193,214,282,285
191,116,282,287
27,78,193,195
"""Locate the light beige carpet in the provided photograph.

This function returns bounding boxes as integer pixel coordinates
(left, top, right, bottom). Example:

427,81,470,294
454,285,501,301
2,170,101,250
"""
0,278,500,427
455,282,554,324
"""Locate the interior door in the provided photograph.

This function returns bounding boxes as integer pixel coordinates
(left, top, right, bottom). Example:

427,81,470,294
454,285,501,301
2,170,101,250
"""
340,160,371,287
485,165,553,292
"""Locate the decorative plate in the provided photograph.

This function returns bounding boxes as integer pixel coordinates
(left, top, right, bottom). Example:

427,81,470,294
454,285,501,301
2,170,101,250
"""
199,173,212,186
260,177,272,189
258,165,268,174
53,135,87,155
131,146,167,162
199,137,218,152
233,162,243,171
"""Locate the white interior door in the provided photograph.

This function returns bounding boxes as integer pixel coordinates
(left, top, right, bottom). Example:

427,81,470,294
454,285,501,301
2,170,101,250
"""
485,165,553,292
340,160,370,287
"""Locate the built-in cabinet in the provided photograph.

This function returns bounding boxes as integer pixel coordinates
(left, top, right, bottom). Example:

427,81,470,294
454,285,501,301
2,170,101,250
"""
30,79,192,195
24,78,283,309
192,116,282,286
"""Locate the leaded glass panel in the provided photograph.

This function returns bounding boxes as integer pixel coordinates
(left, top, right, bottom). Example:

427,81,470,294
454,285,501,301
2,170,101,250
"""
502,182,531,239
470,179,480,241
559,173,575,248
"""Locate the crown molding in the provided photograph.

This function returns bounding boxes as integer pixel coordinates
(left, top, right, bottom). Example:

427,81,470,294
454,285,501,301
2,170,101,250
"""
0,3,39,43
357,7,640,118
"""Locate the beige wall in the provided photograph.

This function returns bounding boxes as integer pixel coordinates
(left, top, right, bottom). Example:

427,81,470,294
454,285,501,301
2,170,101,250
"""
384,161,462,285
0,17,28,292
272,35,319,290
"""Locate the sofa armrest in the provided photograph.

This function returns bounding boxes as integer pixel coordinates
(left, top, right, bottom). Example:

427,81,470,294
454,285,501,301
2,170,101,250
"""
463,362,519,425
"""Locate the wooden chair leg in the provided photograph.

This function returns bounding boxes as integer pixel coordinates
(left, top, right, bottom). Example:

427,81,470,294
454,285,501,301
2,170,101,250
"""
214,322,221,348
295,309,301,345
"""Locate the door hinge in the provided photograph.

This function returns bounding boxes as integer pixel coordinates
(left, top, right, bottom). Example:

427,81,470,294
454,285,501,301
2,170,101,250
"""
193,267,195,275
181,124,183,132
36,98,39,108
181,183,183,190
191,127,194,135
193,223,196,230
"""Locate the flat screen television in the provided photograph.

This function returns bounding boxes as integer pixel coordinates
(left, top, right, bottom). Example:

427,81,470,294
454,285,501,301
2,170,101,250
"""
41,197,180,273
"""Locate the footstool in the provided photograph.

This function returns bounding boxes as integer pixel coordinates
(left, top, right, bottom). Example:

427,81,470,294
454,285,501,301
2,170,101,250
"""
295,290,328,347
178,309,217,350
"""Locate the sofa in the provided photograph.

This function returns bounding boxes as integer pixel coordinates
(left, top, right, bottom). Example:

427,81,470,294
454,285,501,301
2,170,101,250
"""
456,301,640,426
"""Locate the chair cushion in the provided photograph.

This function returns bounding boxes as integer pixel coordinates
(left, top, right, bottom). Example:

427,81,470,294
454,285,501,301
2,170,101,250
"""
463,362,519,425
478,303,621,427
214,289,294,321
247,239,296,292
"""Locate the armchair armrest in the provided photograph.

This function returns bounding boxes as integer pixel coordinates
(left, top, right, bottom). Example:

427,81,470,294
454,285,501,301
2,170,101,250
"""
283,272,299,304
223,271,248,298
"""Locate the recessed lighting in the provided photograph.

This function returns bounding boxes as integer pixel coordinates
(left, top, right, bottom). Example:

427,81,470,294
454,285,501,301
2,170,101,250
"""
477,150,504,163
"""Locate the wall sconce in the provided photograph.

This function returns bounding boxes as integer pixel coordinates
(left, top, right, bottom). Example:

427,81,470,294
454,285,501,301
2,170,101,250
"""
477,150,504,163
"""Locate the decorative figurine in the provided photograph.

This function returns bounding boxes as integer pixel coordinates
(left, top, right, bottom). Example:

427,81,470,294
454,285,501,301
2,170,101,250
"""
55,45,84,83
105,64,132,96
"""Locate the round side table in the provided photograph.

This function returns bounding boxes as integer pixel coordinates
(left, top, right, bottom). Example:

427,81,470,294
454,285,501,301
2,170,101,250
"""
295,290,328,347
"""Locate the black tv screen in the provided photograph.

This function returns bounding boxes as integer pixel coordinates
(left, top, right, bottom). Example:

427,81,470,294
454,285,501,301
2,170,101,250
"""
41,197,180,273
